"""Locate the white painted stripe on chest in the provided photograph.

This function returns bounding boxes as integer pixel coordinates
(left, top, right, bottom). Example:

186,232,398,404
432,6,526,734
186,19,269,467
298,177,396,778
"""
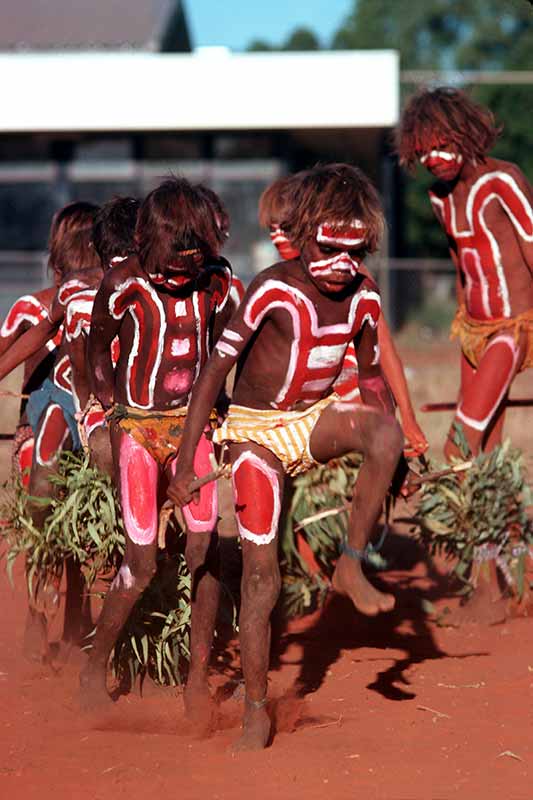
307,343,347,369
174,300,187,317
171,337,191,357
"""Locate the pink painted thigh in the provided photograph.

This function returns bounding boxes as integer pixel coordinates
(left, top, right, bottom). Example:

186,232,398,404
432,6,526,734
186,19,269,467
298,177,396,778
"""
119,432,159,545
175,431,218,533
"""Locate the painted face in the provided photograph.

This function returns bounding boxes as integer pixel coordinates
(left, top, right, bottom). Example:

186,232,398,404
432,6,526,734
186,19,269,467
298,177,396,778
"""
301,221,368,294
419,142,464,181
146,249,204,292
269,224,300,261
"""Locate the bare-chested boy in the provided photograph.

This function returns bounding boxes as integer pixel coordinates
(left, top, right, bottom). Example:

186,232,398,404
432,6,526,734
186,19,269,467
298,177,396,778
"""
397,87,533,458
169,164,404,750
80,178,233,721
0,201,101,658
259,174,427,456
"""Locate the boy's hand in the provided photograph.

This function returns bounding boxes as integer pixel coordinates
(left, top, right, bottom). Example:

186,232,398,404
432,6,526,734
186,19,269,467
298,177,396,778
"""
167,463,199,507
402,418,428,458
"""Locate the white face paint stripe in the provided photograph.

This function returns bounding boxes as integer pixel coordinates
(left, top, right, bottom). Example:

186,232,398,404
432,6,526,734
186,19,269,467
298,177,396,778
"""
308,253,359,278
317,220,366,247
420,150,463,164
457,336,519,430
232,450,281,546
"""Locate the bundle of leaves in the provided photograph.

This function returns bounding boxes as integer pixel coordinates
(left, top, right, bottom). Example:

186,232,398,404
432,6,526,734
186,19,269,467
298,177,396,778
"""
280,454,362,618
1,450,125,596
412,430,533,598
1,451,196,687
109,545,191,688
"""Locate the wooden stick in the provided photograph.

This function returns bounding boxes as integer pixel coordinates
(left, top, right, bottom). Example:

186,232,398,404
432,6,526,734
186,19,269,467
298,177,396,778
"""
0,390,30,399
407,461,472,488
422,398,533,412
295,503,350,531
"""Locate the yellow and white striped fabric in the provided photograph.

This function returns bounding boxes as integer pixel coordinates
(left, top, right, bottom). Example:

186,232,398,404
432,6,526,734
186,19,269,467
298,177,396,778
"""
213,394,338,476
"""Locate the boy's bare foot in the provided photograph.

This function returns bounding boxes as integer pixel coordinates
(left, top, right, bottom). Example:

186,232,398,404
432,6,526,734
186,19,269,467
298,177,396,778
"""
184,681,215,737
23,609,49,663
332,553,395,616
232,700,271,752
79,665,112,712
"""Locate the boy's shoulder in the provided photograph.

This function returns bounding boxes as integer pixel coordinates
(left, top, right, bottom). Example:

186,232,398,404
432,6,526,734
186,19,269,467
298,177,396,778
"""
479,157,531,190
101,255,145,292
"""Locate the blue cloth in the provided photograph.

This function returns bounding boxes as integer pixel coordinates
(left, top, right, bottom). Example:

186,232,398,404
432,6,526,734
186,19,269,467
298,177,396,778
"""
26,378,81,451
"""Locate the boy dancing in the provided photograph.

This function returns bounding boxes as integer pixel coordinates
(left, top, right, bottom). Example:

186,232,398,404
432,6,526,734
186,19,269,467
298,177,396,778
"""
81,178,232,725
169,164,404,750
397,87,533,458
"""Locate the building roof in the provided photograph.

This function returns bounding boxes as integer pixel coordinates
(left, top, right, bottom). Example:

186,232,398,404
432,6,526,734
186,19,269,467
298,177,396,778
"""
0,50,399,133
0,0,191,52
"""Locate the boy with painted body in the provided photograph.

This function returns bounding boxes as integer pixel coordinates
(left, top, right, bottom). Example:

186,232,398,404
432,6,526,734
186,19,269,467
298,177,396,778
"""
0,288,63,485
259,175,428,456
81,179,233,719
169,165,404,750
398,87,533,458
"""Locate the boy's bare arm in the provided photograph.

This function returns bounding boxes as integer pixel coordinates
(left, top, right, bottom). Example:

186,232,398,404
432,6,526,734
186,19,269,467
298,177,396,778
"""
168,281,261,506
377,317,428,454
0,316,60,382
87,277,121,409
356,321,395,416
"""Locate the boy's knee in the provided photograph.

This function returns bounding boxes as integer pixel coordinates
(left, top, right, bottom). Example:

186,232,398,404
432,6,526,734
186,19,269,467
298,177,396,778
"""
185,533,217,575
242,561,281,609
372,416,404,461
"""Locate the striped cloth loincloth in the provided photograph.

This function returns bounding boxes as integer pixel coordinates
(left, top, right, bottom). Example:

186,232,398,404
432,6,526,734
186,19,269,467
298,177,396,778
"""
213,394,338,476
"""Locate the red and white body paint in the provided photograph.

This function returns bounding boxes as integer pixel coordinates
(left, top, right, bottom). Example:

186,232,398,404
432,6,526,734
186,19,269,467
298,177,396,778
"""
229,275,246,308
420,149,463,170
109,267,231,409
308,221,367,281
35,403,70,466
333,342,361,403
430,172,533,319
457,333,521,431
0,294,62,352
119,430,218,545
269,226,300,261
238,279,380,408
232,450,282,545
16,437,34,488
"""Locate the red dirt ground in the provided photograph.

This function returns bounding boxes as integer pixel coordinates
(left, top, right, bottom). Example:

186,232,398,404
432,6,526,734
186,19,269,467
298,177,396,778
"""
2,338,533,798
2,535,533,800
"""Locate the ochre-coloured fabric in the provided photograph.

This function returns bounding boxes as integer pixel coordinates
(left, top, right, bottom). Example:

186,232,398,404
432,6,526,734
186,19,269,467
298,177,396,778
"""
213,394,338,476
450,305,533,371
110,404,188,466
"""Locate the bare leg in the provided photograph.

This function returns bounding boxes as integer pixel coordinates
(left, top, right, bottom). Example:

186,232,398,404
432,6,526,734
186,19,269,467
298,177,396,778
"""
230,443,284,751
309,401,403,616
24,407,72,661
80,428,159,710
182,532,220,734
445,335,525,461
171,432,221,734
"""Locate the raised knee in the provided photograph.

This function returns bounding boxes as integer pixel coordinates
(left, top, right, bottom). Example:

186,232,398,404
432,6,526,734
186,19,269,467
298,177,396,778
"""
371,416,404,460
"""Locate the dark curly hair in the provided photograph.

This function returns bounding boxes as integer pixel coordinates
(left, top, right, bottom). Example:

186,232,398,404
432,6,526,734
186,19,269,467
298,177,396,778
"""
396,86,502,171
